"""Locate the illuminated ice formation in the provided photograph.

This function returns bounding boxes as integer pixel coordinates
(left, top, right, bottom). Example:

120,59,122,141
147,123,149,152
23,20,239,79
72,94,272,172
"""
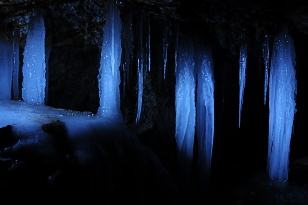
135,15,144,124
239,42,247,128
175,35,195,187
22,13,46,105
97,0,122,120
0,38,13,100
267,28,297,183
263,35,270,105
195,46,215,188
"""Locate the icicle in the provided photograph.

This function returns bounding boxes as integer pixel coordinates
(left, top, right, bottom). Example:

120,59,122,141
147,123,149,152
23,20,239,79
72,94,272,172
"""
121,8,133,98
136,58,143,124
162,20,169,79
22,12,46,105
175,34,195,188
12,30,20,100
174,22,179,73
267,28,297,183
195,46,215,189
97,0,122,120
0,35,13,100
263,35,270,105
238,41,247,128
145,14,151,72
135,14,144,124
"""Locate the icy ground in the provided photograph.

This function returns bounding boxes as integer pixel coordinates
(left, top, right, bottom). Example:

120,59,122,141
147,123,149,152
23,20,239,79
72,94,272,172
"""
0,99,180,205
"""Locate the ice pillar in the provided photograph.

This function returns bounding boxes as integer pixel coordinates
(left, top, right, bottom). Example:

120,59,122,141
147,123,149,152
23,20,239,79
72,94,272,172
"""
22,12,46,105
267,28,297,183
97,0,122,120
175,35,195,188
0,37,13,100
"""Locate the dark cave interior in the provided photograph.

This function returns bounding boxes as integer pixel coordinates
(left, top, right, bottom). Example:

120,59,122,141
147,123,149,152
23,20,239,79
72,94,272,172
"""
0,0,308,204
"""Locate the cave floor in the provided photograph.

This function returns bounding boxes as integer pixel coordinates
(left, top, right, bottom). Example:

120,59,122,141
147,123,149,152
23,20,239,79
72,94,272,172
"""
0,100,307,205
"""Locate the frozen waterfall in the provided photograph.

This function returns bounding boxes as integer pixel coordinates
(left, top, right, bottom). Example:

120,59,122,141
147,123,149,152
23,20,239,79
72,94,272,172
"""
22,13,46,105
97,0,122,120
267,28,297,183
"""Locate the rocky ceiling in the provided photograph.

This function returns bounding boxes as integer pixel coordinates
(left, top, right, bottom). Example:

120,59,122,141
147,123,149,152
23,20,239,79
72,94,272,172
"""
1,0,308,53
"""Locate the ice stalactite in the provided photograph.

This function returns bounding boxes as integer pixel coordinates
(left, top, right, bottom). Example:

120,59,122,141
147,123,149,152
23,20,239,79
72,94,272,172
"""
238,41,247,128
145,14,151,72
121,8,133,99
175,34,195,188
195,46,215,189
22,12,46,105
97,0,122,120
263,35,270,105
12,30,20,100
162,20,169,79
0,37,13,100
135,13,144,124
267,28,297,183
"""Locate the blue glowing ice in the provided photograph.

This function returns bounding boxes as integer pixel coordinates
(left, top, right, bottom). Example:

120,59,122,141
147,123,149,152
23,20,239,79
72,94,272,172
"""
12,30,20,100
97,0,122,120
135,16,144,124
121,9,133,99
263,35,270,105
175,35,195,186
22,13,46,105
163,21,169,79
146,15,151,72
267,28,297,183
0,38,13,100
239,42,247,127
195,46,215,188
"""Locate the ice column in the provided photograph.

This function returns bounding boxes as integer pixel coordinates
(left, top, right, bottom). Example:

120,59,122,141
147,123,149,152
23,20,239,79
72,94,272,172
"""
175,35,195,187
0,37,13,100
267,28,297,183
238,42,247,127
22,13,46,105
195,47,215,188
98,0,122,120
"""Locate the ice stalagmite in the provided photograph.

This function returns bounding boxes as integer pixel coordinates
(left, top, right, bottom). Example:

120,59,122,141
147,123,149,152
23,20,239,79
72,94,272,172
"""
267,28,297,183
195,46,215,188
239,42,247,127
175,35,195,188
22,12,46,105
98,0,122,120
0,37,13,100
